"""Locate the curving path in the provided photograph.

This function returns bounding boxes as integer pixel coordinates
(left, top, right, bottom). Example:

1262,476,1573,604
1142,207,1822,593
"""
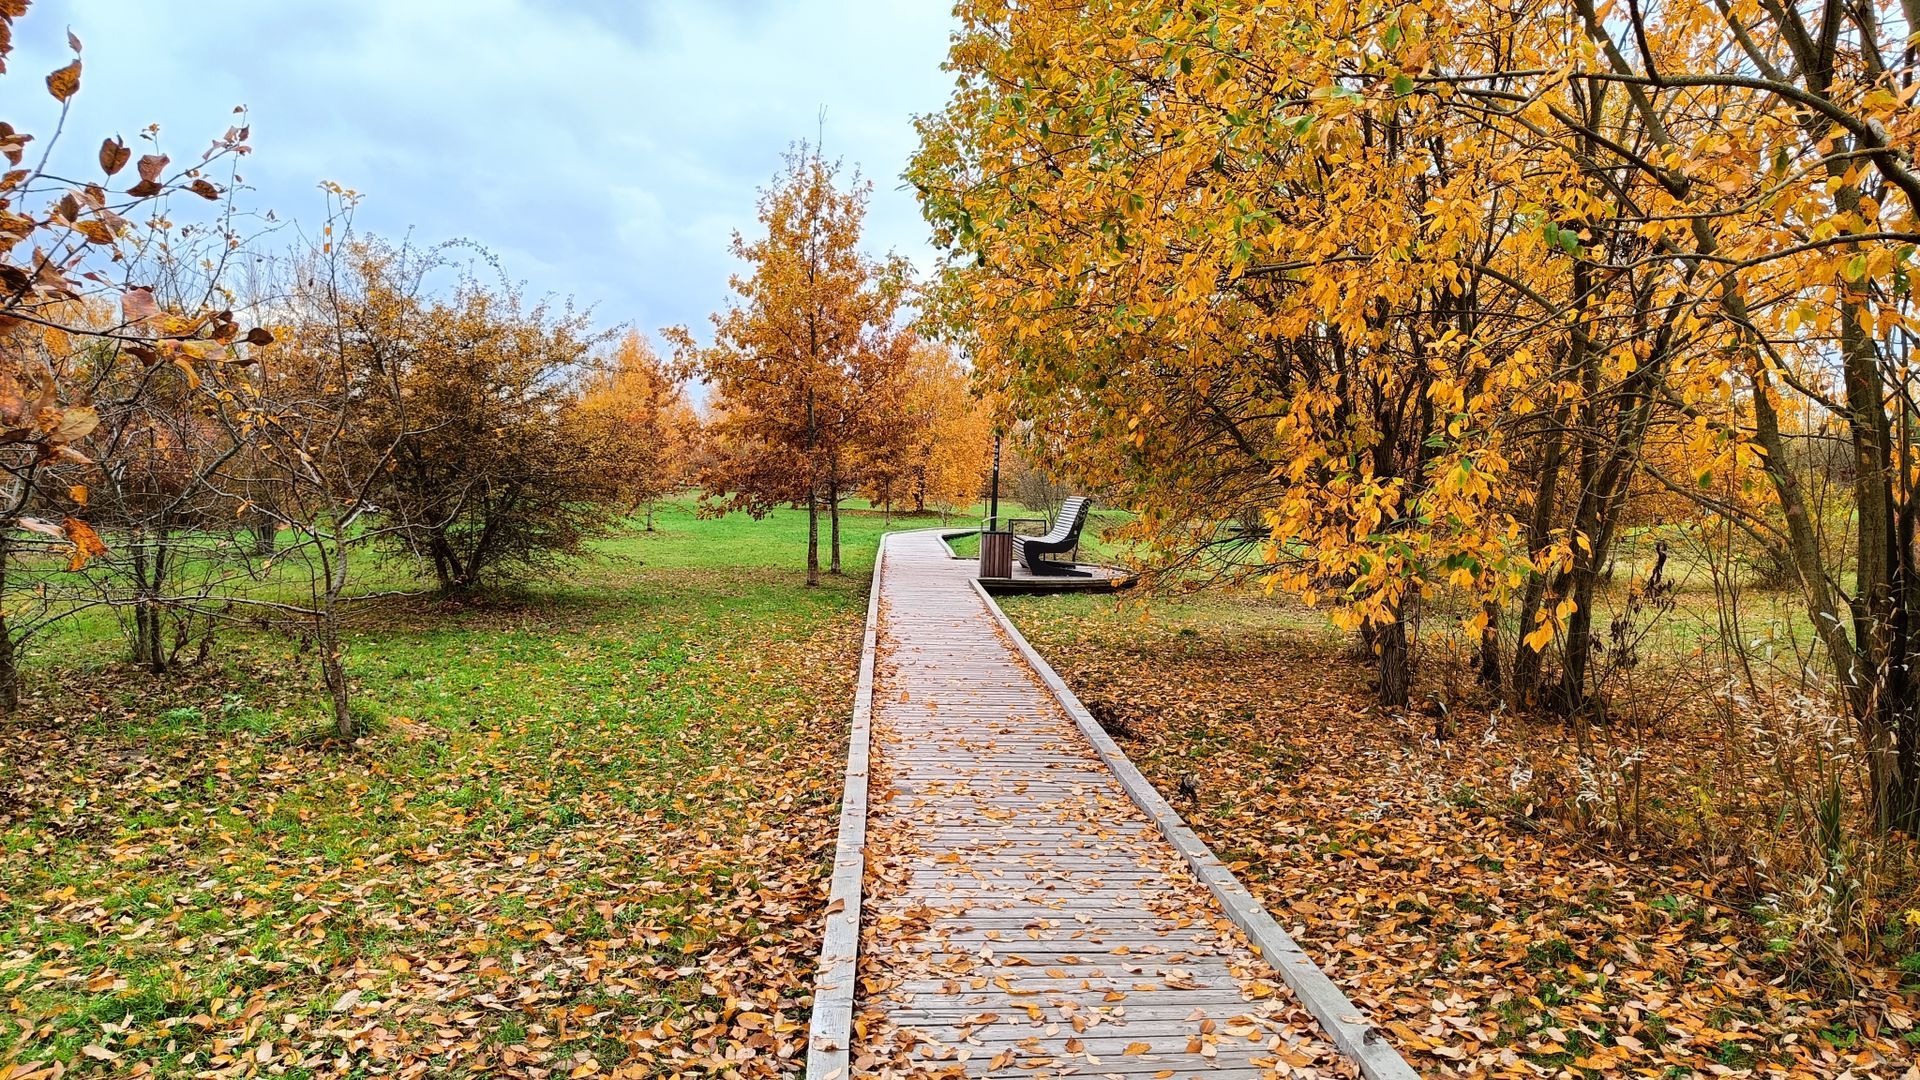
834,531,1406,1079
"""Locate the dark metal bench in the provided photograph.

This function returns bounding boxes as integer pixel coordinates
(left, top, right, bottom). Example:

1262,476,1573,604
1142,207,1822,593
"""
1009,497,1094,576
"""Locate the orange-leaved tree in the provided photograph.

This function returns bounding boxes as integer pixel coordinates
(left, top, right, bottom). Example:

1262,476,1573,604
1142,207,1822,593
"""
671,143,909,585
911,1,1538,705
858,337,991,521
343,239,613,592
571,330,698,530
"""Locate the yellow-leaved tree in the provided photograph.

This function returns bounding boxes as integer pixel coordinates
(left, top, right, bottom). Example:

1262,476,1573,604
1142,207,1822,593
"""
910,0,1920,833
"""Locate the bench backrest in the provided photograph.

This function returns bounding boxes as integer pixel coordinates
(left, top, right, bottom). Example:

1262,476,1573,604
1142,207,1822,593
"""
1042,497,1093,542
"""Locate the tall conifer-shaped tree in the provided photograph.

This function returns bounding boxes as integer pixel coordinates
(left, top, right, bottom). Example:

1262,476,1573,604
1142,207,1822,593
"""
673,144,908,585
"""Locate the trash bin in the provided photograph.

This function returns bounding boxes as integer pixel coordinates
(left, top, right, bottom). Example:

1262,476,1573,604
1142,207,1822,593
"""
978,530,1013,579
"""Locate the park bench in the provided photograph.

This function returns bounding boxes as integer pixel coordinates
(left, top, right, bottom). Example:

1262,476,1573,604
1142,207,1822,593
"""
1009,496,1093,575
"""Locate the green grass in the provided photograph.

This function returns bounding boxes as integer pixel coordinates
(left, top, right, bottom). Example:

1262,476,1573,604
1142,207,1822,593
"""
0,497,912,1076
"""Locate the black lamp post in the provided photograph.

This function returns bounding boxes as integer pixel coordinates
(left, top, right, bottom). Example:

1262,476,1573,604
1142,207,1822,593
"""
987,432,1002,533
977,430,1013,579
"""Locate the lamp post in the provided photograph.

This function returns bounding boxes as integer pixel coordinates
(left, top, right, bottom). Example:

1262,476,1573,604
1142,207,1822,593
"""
978,430,1013,579
988,432,1001,533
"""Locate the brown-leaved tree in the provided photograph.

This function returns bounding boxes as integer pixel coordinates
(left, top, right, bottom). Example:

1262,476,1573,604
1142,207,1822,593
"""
672,144,909,585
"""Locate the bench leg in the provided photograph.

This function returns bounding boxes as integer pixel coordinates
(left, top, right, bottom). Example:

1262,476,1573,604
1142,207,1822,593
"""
1026,553,1089,577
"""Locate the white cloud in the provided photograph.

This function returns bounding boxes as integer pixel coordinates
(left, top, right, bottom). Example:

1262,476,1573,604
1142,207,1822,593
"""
8,0,957,341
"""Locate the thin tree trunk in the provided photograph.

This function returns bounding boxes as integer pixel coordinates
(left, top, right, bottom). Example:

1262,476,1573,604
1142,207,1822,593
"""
0,537,15,712
805,381,820,585
1553,357,1665,716
245,500,279,557
806,477,821,588
0,623,16,713
319,609,353,738
1838,270,1915,829
829,461,843,575
143,524,171,674
131,525,158,670
318,520,358,738
1512,379,1576,702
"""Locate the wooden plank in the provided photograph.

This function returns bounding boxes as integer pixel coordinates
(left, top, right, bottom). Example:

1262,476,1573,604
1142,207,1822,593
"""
846,532,1368,1077
801,541,886,1080
970,577,1422,1080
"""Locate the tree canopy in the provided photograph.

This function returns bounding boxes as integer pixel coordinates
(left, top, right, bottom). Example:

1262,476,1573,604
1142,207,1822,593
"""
911,0,1920,816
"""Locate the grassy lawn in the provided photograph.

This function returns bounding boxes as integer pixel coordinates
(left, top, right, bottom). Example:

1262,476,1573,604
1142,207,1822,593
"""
0,500,905,1078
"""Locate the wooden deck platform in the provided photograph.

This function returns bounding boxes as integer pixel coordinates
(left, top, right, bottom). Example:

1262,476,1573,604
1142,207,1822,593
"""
936,531,1135,594
805,531,1417,1079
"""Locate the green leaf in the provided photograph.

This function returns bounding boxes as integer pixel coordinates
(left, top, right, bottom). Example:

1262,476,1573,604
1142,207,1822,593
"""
1392,74,1414,97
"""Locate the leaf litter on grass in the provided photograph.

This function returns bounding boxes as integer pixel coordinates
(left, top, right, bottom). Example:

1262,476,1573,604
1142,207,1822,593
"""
0,555,864,1079
1004,593,1920,1079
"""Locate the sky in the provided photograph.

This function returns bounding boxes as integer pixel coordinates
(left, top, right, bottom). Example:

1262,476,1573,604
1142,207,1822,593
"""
9,0,961,346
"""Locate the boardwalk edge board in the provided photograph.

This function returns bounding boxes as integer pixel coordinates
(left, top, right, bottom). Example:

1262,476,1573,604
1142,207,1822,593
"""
803,544,886,1080
969,578,1424,1080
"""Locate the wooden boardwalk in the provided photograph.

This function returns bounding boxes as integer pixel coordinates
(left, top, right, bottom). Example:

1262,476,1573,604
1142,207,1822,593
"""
841,532,1376,1078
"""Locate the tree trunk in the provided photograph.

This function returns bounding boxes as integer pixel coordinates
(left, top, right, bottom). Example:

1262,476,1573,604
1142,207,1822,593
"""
135,604,164,674
1477,597,1503,693
1555,563,1600,715
131,524,173,674
428,533,465,593
829,466,843,576
1838,270,1917,830
0,539,15,713
315,519,359,738
318,611,353,738
0,623,16,714
1552,346,1607,716
1734,158,1920,830
1375,616,1412,708
131,526,156,670
1512,314,1581,705
251,506,279,556
1552,364,1664,717
806,477,821,587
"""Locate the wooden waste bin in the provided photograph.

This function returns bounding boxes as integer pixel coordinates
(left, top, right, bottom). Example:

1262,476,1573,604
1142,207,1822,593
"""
978,531,1013,579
